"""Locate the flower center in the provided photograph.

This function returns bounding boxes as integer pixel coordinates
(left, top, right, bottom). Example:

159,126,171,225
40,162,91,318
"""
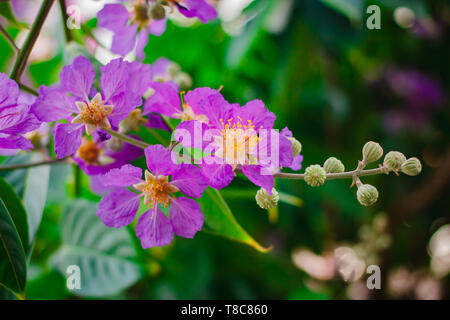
72,92,113,135
131,0,150,28
78,139,100,164
133,170,179,208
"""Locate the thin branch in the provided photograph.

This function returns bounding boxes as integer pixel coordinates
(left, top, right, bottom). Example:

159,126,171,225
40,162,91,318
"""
104,128,150,149
58,0,72,42
10,0,55,81
0,23,19,52
18,82,38,96
0,158,67,171
274,166,388,180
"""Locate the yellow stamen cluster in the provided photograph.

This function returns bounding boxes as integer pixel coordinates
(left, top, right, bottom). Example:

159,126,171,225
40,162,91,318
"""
133,170,179,208
131,0,150,29
77,139,100,164
72,93,113,135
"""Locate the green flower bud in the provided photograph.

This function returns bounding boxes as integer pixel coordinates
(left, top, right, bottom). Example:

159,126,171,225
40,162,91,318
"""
150,4,166,20
119,109,148,133
255,188,279,210
287,137,302,157
356,184,379,206
173,72,193,91
383,151,407,172
362,141,383,164
401,157,422,176
304,165,326,187
323,157,345,173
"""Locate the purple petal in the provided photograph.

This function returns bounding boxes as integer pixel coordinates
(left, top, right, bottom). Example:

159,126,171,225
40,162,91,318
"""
173,120,210,150
60,56,95,100
289,154,303,171
242,165,274,194
200,156,235,189
135,28,149,61
97,4,130,32
238,99,276,130
170,164,208,198
30,86,76,121
52,123,84,159
151,57,171,79
144,113,171,132
136,206,174,248
97,189,140,228
0,73,19,110
0,135,33,153
107,91,142,128
144,144,179,176
143,82,180,117
126,61,152,96
148,18,167,36
0,105,41,135
100,58,129,102
178,0,217,23
169,197,203,238
111,24,138,57
100,164,143,187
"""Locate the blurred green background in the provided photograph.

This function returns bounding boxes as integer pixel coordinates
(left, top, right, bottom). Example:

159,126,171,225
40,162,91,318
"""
0,0,449,299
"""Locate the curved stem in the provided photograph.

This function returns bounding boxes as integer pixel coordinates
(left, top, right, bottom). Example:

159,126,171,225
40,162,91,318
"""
0,158,67,171
10,0,54,81
59,0,72,43
274,166,388,180
104,128,150,149
0,24,19,52
18,82,38,96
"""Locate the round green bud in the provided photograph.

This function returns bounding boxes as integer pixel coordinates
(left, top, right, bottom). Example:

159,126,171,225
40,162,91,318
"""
362,141,383,164
304,165,326,187
174,72,193,91
255,188,279,210
356,184,379,206
323,157,345,173
150,4,166,20
383,151,407,172
401,157,422,176
287,137,302,157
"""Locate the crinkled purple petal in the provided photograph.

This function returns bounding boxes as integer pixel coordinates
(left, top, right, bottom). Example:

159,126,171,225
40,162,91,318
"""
143,82,180,117
100,164,143,187
0,105,41,135
169,197,203,238
136,206,174,248
52,123,84,159
170,163,208,198
111,24,138,57
97,3,130,32
100,58,129,102
200,156,235,189
126,61,152,96
173,120,210,150
144,144,179,176
97,189,140,228
60,56,94,100
242,165,274,194
108,91,142,128
135,28,149,61
289,154,303,171
0,73,19,110
0,135,33,153
144,113,171,132
30,86,76,121
238,99,276,130
148,18,167,36
177,0,217,23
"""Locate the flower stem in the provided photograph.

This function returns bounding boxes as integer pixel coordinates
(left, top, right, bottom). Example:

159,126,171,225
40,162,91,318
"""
18,82,38,96
10,0,54,81
104,128,150,149
59,0,72,43
274,166,388,180
0,23,19,52
0,158,67,171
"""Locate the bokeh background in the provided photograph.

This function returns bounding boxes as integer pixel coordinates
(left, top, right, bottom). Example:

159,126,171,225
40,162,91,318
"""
0,0,449,299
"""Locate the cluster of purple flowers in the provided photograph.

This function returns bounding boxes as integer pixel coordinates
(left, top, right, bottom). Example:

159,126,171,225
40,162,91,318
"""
97,0,217,60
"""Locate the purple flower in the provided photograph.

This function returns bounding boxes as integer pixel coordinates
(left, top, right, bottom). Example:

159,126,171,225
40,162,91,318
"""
173,89,294,194
281,127,303,171
97,0,216,60
97,144,208,248
0,73,41,155
31,56,145,159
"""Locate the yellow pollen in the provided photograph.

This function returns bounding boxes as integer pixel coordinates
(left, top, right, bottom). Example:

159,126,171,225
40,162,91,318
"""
133,171,179,208
78,139,100,164
72,93,113,135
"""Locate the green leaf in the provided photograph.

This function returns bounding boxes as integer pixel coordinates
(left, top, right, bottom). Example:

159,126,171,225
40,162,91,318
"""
0,199,27,294
50,200,143,297
23,153,50,243
199,188,270,253
0,177,29,254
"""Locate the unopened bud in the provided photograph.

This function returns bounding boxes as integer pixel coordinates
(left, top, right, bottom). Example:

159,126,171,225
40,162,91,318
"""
287,137,302,158
150,4,166,20
356,184,379,206
167,62,181,77
323,157,345,173
401,157,422,176
173,72,193,91
384,151,407,172
362,141,383,164
105,137,124,152
304,165,326,187
255,188,279,210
